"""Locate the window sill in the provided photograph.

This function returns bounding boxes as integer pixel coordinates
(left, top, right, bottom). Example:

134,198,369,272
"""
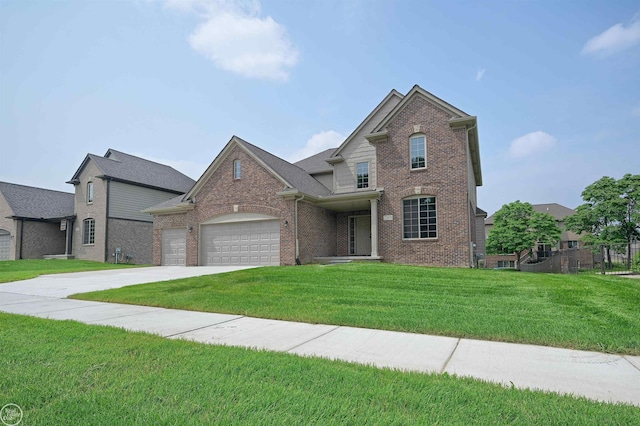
402,237,438,241
82,244,95,246
409,167,427,172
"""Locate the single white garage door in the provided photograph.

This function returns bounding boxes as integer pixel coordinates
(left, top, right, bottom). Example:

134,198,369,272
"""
161,228,186,266
201,220,280,266
0,230,10,261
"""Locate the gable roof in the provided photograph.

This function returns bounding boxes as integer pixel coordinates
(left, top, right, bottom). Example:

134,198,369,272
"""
183,136,332,203
368,85,482,186
331,89,404,159
0,181,74,220
485,203,576,225
67,149,195,194
294,148,336,174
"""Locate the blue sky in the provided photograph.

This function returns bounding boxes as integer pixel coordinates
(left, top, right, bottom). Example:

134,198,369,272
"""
1,0,639,215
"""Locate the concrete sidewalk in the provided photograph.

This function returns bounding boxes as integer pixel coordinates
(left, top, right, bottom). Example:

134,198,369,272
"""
1,267,639,407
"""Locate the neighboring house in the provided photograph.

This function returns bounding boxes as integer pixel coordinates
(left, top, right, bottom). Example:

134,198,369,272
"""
484,203,582,268
146,85,484,268
66,149,195,264
0,182,74,261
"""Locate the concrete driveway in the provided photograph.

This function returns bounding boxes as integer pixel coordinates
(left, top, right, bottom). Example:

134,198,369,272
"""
0,266,255,298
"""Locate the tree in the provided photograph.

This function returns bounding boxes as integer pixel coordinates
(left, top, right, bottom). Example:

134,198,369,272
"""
486,201,561,270
565,174,640,269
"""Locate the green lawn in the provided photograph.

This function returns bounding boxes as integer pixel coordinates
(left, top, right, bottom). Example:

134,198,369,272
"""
1,314,637,424
0,259,143,283
72,263,640,355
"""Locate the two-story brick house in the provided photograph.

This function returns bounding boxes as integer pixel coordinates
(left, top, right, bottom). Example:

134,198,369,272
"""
66,149,195,264
146,85,483,267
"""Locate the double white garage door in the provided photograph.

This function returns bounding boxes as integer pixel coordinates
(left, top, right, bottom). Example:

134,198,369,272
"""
161,220,280,266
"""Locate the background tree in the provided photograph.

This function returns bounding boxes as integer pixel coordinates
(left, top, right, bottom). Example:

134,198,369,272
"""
565,174,640,268
486,201,561,270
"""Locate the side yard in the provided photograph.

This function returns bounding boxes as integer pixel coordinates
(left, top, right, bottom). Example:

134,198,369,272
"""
72,263,640,355
0,259,142,283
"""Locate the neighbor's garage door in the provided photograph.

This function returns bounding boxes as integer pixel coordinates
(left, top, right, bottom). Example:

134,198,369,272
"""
201,220,280,266
161,228,186,266
0,230,10,261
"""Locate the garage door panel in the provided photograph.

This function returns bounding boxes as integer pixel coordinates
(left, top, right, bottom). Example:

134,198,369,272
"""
201,220,280,266
161,229,186,266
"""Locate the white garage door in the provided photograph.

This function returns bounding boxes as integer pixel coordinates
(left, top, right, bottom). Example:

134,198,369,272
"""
201,220,280,266
0,230,10,261
161,228,186,266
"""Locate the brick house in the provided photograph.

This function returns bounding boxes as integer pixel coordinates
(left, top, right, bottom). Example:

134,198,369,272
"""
66,149,195,264
484,203,583,268
0,182,75,260
146,85,484,267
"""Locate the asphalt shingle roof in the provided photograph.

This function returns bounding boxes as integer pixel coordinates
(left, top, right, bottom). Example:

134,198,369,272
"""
0,182,75,220
71,149,195,194
294,148,336,174
238,138,333,197
485,203,576,225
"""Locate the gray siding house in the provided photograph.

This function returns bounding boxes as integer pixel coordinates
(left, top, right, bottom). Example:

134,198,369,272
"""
0,182,75,260
66,149,195,264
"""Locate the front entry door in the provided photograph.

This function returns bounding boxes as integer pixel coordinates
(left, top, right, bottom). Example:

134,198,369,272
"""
351,216,371,255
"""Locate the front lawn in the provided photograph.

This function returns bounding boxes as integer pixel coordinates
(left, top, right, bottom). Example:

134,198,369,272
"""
72,263,640,355
1,314,637,424
0,259,142,283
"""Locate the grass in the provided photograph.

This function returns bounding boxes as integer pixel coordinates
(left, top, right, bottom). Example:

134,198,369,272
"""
72,263,640,355
0,259,143,283
1,313,638,424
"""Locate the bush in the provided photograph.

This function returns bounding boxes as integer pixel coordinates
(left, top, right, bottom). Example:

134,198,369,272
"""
633,252,640,272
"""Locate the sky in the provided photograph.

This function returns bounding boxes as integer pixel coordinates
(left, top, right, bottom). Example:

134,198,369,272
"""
1,0,639,216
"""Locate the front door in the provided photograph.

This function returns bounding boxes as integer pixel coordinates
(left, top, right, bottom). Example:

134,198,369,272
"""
350,216,371,255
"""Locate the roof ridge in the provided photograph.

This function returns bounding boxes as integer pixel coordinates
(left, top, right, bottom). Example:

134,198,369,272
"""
106,149,178,170
0,181,74,195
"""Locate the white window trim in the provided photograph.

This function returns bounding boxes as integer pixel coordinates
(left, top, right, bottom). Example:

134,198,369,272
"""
87,181,94,204
402,195,437,240
409,134,427,170
356,161,369,190
83,218,95,246
233,160,241,179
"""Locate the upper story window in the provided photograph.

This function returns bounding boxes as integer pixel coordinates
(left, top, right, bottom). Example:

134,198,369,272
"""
83,218,95,245
233,160,241,179
356,162,369,189
410,135,426,169
403,196,437,239
87,181,94,204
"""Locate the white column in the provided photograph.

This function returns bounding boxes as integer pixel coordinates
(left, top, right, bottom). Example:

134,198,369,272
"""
370,198,379,257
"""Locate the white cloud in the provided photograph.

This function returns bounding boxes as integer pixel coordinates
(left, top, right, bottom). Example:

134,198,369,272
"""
508,131,557,159
476,67,486,81
288,130,344,162
581,19,640,56
166,0,298,81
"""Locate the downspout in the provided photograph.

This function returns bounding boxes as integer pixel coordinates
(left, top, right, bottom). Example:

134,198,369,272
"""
19,218,24,259
466,122,478,268
104,179,110,262
294,194,305,264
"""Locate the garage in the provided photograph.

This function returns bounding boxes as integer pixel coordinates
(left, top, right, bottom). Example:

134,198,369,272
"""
200,219,280,266
161,228,186,266
0,229,10,261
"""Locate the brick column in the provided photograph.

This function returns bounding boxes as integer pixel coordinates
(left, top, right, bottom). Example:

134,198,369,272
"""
370,198,378,257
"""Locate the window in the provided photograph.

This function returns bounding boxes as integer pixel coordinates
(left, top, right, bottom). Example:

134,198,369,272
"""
83,218,95,245
498,260,515,268
87,181,94,204
233,160,241,179
568,240,579,249
403,196,436,239
410,135,426,169
356,162,369,189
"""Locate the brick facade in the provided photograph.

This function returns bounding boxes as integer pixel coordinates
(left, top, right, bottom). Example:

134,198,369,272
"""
152,146,297,266
375,96,473,267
